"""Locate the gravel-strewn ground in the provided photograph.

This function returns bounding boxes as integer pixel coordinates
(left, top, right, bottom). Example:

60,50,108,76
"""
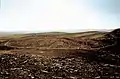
0,52,120,79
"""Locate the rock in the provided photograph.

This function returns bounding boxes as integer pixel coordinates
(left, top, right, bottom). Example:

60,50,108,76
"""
95,76,100,79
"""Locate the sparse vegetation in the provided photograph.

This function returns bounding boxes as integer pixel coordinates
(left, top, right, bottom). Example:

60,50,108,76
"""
0,29,120,79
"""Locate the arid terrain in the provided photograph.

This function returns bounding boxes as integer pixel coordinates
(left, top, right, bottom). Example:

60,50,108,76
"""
0,29,120,79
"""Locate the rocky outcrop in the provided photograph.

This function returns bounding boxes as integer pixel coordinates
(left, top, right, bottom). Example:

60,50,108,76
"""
93,29,120,65
107,28,120,38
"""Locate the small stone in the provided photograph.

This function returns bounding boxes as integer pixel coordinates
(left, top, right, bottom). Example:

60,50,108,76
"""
2,58,4,60
95,76,100,79
31,76,35,79
70,76,77,79
41,70,49,73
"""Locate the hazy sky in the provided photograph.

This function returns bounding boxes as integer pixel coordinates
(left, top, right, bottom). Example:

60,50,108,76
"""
0,0,120,32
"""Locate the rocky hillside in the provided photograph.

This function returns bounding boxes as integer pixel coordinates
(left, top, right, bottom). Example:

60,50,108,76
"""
0,29,120,79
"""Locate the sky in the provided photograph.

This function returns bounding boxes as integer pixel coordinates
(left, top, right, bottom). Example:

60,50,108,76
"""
0,0,120,32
